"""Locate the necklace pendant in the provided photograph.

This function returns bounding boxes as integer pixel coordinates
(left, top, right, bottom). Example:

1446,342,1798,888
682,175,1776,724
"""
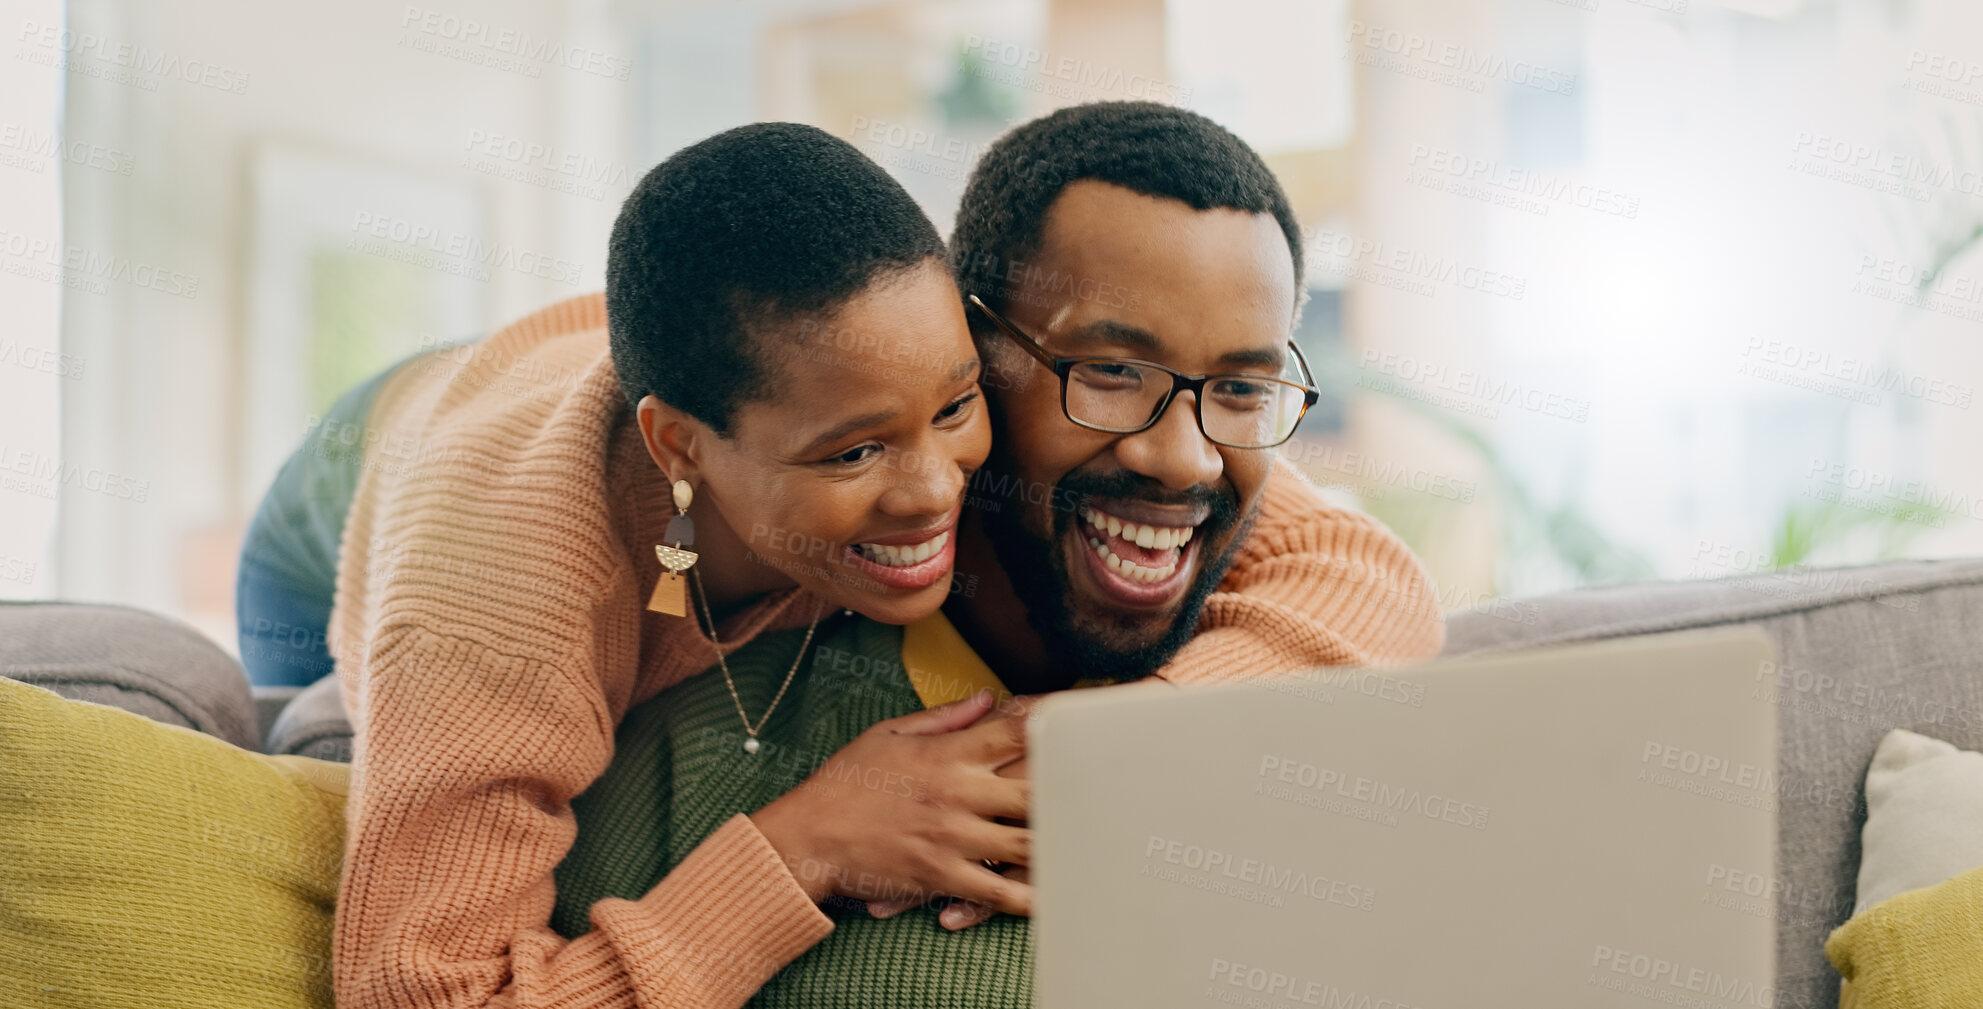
743,736,761,755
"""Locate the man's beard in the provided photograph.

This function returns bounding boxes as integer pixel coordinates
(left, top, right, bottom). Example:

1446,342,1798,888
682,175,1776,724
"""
975,461,1252,683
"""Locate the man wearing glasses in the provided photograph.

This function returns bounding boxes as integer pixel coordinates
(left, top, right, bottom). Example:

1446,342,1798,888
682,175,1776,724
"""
859,100,1445,931
937,100,1438,700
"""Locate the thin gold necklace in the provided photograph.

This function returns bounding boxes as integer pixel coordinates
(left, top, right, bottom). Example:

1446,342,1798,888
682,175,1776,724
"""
689,565,824,755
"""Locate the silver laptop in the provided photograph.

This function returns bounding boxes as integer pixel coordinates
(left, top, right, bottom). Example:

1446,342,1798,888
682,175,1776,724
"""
1033,627,1779,1009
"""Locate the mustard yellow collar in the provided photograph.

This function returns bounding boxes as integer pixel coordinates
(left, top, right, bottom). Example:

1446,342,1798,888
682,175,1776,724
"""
901,610,1012,708
901,610,1114,708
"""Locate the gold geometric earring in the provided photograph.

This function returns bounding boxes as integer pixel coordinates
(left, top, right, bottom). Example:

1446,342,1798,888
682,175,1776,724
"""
646,479,700,617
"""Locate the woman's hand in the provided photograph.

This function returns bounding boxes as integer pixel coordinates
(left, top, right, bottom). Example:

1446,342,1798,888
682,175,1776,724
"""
929,864,1029,930
868,694,1042,929
750,689,1032,920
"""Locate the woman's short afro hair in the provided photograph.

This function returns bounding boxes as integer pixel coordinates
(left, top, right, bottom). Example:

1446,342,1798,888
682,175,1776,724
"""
949,101,1304,321
607,121,946,435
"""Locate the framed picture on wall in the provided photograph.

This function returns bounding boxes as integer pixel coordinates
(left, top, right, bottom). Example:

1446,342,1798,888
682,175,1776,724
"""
242,146,490,512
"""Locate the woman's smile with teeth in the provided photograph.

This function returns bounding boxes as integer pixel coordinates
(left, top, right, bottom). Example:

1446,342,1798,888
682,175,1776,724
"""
1078,505,1196,584
855,530,950,567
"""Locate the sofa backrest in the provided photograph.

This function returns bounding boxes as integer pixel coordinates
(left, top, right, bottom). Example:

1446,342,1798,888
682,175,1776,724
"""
1442,557,1983,1009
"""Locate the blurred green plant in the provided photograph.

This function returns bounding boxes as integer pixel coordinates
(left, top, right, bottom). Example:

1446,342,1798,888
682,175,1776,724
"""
1769,121,1979,567
1766,488,1950,569
309,248,433,416
1306,343,1951,592
936,44,1021,129
1299,348,1655,595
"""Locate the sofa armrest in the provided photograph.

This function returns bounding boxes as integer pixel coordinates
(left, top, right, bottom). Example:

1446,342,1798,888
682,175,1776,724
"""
265,673,352,762
0,600,260,752
251,685,305,754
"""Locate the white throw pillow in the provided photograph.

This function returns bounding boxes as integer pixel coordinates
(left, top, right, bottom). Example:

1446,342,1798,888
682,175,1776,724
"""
1854,728,1983,913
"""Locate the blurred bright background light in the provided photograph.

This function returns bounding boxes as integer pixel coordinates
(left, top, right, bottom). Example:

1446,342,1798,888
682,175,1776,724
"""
2,0,1981,652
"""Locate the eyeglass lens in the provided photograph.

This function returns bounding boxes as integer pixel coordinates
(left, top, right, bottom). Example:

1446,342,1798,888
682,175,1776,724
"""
1065,361,1308,447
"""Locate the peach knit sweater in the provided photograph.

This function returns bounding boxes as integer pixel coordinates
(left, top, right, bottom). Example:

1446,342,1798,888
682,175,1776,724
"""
326,293,1444,1009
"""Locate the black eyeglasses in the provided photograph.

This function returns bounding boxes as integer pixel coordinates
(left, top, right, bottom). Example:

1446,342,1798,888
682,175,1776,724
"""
966,294,1320,450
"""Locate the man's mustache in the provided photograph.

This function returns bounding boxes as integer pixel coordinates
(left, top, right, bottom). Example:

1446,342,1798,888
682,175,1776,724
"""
1051,469,1241,530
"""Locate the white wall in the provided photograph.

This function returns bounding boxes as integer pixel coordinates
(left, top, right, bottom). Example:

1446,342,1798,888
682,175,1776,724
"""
49,0,633,647
0,0,68,601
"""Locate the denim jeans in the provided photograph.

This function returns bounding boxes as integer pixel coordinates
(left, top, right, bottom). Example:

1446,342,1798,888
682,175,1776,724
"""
235,353,422,687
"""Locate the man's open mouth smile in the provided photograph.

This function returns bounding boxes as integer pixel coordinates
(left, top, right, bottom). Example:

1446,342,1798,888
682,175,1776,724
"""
1070,502,1205,607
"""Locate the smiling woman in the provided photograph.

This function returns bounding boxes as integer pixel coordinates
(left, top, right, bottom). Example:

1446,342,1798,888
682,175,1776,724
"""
633,257,987,625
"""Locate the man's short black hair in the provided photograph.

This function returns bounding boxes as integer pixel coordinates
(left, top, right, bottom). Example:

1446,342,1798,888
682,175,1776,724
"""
607,122,946,435
949,101,1304,320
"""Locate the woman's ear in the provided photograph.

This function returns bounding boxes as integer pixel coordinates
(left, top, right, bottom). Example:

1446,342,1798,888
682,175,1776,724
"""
635,394,704,485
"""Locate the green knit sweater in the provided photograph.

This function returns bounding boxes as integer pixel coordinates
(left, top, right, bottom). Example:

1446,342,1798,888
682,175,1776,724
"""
551,614,1032,1006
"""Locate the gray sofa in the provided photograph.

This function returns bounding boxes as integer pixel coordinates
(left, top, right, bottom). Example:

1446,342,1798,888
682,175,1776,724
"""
1440,557,1983,1009
9,557,1983,1009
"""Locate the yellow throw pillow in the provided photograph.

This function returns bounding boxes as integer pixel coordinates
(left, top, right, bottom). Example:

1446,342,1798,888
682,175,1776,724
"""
0,675,348,1008
1826,854,1983,1007
1825,727,1983,1008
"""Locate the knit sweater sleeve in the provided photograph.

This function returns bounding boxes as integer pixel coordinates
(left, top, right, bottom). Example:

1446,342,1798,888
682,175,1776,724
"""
1155,456,1446,685
333,624,834,1009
